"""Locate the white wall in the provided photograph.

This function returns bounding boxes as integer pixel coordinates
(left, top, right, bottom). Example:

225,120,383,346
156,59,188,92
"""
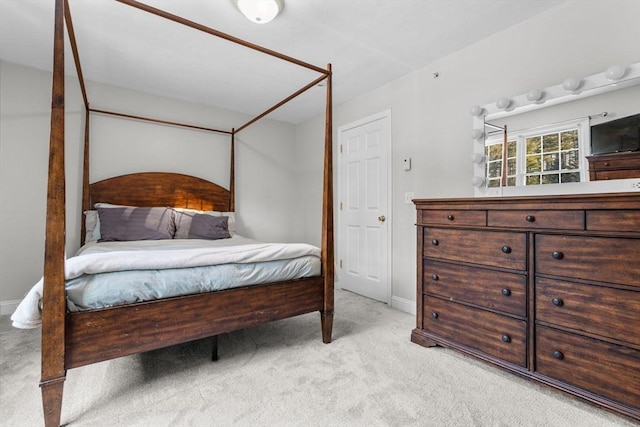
296,0,640,309
0,62,84,314
0,60,301,313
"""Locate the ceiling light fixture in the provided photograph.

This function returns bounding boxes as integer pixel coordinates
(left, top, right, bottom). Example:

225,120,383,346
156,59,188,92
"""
235,0,284,24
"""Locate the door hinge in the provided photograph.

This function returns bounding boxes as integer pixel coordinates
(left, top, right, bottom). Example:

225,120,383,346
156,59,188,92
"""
340,201,343,210
340,144,343,154
339,259,343,268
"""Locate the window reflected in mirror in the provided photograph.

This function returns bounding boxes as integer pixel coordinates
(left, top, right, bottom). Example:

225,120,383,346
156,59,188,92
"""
484,120,586,188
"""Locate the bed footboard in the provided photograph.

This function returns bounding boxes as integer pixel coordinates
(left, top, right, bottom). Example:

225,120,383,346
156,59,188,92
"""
65,277,325,369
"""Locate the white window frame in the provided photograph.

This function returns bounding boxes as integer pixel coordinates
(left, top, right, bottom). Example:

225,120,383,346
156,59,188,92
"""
484,118,590,188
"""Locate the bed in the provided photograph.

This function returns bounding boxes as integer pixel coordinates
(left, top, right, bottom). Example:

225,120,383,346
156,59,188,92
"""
27,1,334,426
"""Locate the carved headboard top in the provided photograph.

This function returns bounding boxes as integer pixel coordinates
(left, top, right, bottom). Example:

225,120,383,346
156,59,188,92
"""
90,172,232,212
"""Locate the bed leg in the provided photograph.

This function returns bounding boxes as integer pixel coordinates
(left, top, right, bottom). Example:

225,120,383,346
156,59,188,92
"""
211,335,219,362
321,311,334,344
40,376,65,427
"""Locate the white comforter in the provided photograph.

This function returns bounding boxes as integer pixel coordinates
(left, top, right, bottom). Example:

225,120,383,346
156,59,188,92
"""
11,237,320,329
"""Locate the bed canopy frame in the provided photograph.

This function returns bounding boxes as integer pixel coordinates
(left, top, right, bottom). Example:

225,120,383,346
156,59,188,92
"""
41,1,334,425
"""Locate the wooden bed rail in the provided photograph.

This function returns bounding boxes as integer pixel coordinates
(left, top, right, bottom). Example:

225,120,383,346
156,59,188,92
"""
63,0,87,109
235,73,330,133
89,109,233,135
115,0,329,76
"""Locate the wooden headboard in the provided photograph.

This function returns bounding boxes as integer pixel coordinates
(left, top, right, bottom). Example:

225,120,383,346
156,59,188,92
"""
90,172,232,212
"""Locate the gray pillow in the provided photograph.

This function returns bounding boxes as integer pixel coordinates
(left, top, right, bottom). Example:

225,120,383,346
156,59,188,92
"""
188,214,230,240
97,206,175,242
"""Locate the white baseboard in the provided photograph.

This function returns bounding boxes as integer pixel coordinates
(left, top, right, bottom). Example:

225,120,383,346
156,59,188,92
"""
391,295,415,315
0,300,20,316
337,281,415,315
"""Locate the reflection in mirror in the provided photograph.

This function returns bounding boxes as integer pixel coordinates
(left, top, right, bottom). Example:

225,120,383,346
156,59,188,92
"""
471,63,640,197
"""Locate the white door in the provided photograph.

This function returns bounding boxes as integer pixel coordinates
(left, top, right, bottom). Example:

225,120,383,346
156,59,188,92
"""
338,110,391,303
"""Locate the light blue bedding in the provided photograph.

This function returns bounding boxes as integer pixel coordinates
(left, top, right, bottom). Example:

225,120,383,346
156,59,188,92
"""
65,236,321,311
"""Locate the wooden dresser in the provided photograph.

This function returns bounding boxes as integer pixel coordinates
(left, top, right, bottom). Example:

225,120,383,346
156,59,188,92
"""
587,151,640,181
412,193,640,420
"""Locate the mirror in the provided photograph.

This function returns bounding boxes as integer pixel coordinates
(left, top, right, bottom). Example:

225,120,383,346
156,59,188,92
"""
471,62,640,197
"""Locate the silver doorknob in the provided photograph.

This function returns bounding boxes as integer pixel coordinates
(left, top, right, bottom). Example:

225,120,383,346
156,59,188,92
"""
378,215,386,222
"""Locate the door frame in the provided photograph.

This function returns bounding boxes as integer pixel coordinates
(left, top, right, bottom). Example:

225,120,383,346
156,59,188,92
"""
336,109,393,304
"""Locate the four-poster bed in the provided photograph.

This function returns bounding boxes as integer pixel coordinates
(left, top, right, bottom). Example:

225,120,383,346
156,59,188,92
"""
34,1,334,425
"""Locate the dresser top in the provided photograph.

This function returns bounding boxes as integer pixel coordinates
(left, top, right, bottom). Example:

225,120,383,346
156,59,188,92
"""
413,192,640,210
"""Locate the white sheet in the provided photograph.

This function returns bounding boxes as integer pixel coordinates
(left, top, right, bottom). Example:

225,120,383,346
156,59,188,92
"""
11,236,321,329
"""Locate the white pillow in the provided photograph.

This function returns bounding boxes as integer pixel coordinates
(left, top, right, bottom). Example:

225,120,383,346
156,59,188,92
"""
84,210,100,243
94,202,130,208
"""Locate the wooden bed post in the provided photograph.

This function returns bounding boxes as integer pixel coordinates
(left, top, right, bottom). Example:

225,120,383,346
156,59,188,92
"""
40,0,67,425
321,64,334,344
230,129,235,212
80,108,90,244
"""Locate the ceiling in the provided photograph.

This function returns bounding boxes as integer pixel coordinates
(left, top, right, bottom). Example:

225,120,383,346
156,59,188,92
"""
0,0,565,124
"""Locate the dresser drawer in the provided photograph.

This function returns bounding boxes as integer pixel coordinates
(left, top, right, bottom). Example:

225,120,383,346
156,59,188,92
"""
589,154,640,170
424,260,526,317
535,234,640,287
536,326,640,410
536,277,640,346
592,169,640,180
586,210,640,233
424,228,526,270
423,295,527,367
488,210,584,230
420,210,486,226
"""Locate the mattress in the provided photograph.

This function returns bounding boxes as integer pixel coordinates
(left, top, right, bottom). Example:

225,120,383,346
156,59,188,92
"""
11,235,321,328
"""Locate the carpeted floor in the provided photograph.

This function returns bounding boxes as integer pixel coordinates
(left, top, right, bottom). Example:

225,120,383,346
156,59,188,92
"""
0,290,635,427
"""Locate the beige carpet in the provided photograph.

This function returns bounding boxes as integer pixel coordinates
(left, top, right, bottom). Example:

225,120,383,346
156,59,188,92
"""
0,290,635,427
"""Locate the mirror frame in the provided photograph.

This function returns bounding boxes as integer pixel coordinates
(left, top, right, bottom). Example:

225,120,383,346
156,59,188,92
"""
471,62,640,197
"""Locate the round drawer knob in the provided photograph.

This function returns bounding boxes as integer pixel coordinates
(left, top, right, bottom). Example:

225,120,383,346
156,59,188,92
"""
447,214,455,221
552,298,564,307
432,239,439,246
431,274,439,281
431,312,439,319
502,246,512,254
525,215,535,222
552,251,564,260
501,334,511,343
501,288,511,296
552,350,564,360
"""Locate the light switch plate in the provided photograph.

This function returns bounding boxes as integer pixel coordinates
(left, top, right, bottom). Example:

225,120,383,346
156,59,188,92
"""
404,192,414,204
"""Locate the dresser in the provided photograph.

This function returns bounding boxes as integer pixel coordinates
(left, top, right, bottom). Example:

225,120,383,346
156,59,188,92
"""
412,193,640,420
587,151,640,180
